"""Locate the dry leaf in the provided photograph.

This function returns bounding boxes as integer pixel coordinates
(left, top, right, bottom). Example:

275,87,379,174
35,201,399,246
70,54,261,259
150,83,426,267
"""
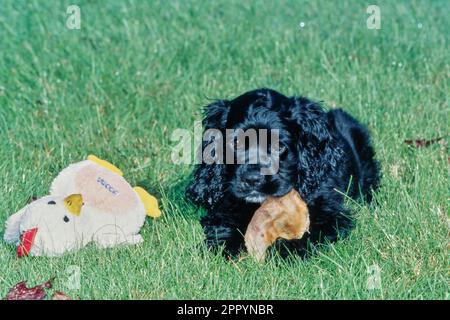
404,137,442,148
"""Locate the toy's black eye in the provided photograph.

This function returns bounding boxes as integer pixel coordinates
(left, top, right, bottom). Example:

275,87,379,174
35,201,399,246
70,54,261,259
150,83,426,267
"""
48,201,56,205
63,215,70,223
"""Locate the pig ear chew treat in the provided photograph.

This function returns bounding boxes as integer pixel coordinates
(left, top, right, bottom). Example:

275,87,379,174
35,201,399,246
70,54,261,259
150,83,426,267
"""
244,189,310,262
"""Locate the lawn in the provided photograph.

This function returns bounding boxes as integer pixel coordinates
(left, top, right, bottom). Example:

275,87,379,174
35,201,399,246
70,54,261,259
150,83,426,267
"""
0,0,448,299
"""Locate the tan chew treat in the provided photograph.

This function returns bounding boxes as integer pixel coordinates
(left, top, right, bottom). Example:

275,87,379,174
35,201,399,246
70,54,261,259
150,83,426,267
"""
245,189,310,262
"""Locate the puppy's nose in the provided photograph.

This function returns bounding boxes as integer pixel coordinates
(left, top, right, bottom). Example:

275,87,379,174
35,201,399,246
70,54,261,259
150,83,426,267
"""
243,172,262,186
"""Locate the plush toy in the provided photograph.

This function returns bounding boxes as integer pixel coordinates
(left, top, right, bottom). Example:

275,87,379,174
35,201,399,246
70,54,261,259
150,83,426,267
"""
245,189,310,262
3,155,161,257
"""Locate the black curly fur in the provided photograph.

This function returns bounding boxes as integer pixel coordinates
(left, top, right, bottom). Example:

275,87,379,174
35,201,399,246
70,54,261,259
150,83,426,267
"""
186,88,380,258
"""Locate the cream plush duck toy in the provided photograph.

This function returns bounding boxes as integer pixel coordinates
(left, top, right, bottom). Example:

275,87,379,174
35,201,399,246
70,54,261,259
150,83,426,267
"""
3,155,161,257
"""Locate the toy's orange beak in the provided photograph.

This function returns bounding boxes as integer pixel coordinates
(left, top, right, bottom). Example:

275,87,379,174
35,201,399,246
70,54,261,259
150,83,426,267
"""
17,228,38,258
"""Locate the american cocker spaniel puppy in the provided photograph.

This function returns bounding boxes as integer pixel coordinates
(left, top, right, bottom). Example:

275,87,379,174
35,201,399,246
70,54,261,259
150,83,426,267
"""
186,88,380,258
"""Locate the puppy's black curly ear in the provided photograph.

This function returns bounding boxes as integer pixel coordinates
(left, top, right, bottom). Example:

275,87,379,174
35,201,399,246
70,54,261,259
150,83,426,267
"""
286,96,331,144
185,162,225,210
285,96,343,194
185,100,230,210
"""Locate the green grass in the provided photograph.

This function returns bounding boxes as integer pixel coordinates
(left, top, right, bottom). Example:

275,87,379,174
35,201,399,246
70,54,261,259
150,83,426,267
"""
0,0,448,299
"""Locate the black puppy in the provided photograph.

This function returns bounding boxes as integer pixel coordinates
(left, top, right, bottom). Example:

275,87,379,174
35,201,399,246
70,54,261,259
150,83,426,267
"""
186,88,380,258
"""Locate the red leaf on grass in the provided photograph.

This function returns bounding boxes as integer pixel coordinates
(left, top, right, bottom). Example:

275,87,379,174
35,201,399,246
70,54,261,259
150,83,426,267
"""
5,278,54,300
404,137,442,148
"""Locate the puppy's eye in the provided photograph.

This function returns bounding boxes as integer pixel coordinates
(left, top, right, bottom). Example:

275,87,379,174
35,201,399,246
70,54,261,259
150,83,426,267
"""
63,215,70,223
48,201,56,205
